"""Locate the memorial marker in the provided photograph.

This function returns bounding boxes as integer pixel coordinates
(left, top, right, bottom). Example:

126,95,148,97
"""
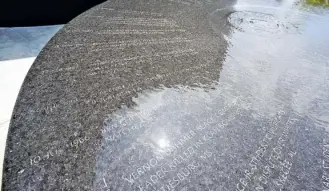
2,0,329,190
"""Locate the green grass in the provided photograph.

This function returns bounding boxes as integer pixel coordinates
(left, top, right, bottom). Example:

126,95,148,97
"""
306,0,329,7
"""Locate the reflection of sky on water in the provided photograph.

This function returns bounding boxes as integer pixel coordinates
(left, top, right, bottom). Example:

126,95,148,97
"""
94,0,329,190
223,3,329,118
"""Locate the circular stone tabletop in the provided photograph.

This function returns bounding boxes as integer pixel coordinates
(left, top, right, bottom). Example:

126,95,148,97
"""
2,0,329,190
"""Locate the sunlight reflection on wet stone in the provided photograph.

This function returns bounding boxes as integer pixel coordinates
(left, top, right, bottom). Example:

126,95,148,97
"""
2,0,329,190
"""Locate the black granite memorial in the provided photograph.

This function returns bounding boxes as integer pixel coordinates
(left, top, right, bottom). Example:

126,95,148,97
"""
2,0,329,190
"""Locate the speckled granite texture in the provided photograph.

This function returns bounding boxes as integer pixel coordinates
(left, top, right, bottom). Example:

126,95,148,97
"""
2,0,329,190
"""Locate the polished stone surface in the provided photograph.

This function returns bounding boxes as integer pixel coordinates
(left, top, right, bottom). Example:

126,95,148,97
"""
2,0,329,190
0,25,63,190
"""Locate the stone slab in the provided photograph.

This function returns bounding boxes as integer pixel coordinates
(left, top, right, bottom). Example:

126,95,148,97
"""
2,0,329,190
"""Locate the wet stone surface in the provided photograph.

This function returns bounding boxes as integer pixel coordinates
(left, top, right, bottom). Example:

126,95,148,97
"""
2,0,329,190
228,11,300,34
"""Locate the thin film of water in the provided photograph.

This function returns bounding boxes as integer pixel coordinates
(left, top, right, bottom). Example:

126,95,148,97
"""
94,0,329,190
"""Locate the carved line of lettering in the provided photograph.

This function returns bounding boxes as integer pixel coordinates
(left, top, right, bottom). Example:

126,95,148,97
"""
157,160,202,191
102,95,200,136
104,84,230,132
97,28,183,33
138,105,242,190
93,60,217,114
41,49,196,76
104,22,178,28
116,98,241,189
38,59,214,120
101,107,205,170
38,60,211,117
102,107,234,189
254,118,298,190
93,48,196,64
254,150,297,191
105,17,172,22
153,124,231,190
111,88,229,128
45,41,193,75
158,149,213,191
86,61,212,96
167,0,192,5
30,133,92,166
103,94,235,146
97,8,164,17
56,37,192,48
108,59,212,92
101,67,232,141
237,117,298,191
66,29,186,34
87,52,199,76
179,0,204,5
120,129,197,187
111,17,167,21
33,86,202,166
237,111,286,190
265,118,298,190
